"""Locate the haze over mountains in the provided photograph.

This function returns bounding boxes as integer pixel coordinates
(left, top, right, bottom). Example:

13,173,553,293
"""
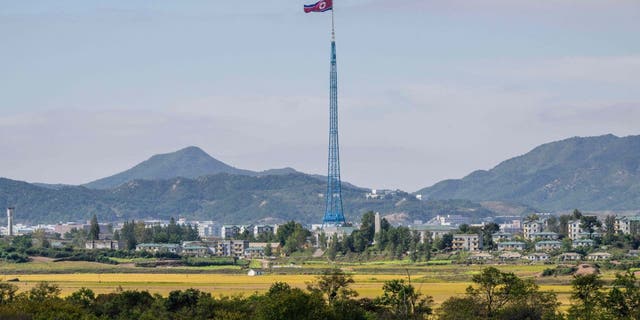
1,134,639,224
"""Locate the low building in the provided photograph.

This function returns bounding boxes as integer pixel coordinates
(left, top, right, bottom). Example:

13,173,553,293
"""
182,245,211,257
530,232,560,241
499,252,522,261
247,269,263,276
627,250,640,258
576,232,601,240
559,252,582,261
525,252,550,262
492,232,513,243
497,241,526,251
244,247,265,258
85,240,120,250
534,240,562,251
572,239,595,248
136,243,181,254
452,234,483,251
586,252,612,261
469,252,493,261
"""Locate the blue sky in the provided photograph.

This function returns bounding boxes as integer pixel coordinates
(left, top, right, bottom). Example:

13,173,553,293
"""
1,0,639,191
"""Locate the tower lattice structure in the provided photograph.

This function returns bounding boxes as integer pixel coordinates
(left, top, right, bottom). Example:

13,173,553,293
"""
322,11,346,226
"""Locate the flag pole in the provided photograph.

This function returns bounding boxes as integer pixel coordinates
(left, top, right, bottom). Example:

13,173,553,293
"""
331,2,335,42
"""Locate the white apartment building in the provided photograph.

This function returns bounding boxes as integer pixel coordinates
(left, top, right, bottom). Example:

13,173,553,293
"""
452,234,483,251
522,220,544,240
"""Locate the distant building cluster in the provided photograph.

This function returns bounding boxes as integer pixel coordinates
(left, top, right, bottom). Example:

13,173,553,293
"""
133,240,280,258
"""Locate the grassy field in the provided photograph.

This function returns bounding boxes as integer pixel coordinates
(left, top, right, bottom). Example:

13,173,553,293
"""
0,259,583,307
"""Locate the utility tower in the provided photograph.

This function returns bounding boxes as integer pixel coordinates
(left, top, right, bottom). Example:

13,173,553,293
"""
322,9,346,227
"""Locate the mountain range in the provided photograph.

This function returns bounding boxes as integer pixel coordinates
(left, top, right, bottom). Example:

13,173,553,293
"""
2,134,640,224
417,134,640,211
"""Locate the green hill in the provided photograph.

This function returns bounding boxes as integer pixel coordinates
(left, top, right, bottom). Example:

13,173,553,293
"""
0,173,499,224
84,146,296,189
417,134,640,211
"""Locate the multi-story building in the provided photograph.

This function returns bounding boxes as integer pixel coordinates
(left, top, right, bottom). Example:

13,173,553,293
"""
411,225,457,243
522,220,544,240
197,221,220,238
616,216,640,235
253,225,276,239
216,240,249,257
568,220,584,240
452,234,482,251
221,225,241,239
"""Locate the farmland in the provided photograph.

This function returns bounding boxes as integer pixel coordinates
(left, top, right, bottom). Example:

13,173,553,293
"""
0,258,586,307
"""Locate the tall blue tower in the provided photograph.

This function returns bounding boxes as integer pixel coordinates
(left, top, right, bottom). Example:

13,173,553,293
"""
322,11,346,226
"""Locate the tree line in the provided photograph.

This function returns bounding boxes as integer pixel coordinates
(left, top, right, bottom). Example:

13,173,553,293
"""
115,217,200,250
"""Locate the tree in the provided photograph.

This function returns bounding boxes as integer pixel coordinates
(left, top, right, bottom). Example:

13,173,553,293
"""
0,282,18,304
546,216,560,233
559,214,572,237
482,223,500,250
603,271,640,320
29,282,61,302
572,209,583,220
376,279,432,319
307,269,357,304
89,214,100,241
453,267,561,320
65,228,87,248
255,282,330,320
435,233,453,251
438,296,483,320
359,211,376,245
264,242,273,257
568,274,605,320
120,220,137,250
66,287,96,309
276,221,311,255
327,235,339,261
603,215,617,245
525,214,540,223
580,216,602,239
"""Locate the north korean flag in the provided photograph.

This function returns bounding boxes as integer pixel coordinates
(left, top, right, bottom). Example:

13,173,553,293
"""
304,0,333,13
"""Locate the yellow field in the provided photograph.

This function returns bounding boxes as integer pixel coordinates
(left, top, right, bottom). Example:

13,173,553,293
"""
1,271,573,306
0,259,587,308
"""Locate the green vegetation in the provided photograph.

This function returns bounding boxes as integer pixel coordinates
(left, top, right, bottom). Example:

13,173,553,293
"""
0,174,498,225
